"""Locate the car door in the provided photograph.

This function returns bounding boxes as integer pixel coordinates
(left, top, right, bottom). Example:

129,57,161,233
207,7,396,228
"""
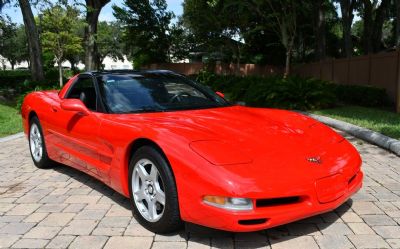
48,75,108,180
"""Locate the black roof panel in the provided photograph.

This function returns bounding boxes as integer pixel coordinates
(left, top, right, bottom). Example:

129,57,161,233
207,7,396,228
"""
87,69,176,76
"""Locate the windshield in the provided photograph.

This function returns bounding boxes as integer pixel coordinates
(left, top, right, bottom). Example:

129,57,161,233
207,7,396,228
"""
97,73,231,113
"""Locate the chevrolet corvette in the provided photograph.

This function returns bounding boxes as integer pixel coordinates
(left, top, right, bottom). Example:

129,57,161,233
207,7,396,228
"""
21,70,363,233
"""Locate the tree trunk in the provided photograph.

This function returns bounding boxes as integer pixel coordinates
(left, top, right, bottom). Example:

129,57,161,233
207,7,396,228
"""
58,61,63,87
11,62,15,70
362,0,390,54
397,0,400,48
70,60,76,72
84,9,100,71
84,0,110,71
340,0,354,58
236,43,241,75
362,0,373,54
371,0,390,52
284,49,292,78
68,58,77,73
18,0,44,81
314,0,326,60
97,55,104,70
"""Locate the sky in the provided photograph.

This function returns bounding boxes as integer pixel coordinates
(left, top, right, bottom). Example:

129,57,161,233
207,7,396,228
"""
2,0,184,24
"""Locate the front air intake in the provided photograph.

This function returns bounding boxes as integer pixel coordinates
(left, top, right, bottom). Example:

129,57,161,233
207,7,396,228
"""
238,218,268,225
256,196,301,208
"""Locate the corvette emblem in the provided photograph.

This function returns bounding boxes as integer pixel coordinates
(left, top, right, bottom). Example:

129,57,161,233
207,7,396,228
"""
307,157,322,164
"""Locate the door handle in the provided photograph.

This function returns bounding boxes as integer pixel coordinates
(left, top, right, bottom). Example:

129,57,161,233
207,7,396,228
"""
51,105,58,112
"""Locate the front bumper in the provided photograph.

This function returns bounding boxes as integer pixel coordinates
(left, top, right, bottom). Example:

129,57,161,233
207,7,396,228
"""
183,171,363,232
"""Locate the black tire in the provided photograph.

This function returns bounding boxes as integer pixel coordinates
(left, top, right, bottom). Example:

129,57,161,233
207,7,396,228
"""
28,116,53,169
128,146,182,233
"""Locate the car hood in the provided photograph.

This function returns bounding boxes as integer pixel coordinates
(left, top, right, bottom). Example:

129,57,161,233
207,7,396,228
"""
112,106,345,165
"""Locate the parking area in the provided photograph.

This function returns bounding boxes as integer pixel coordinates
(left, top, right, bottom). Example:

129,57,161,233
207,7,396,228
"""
0,132,399,249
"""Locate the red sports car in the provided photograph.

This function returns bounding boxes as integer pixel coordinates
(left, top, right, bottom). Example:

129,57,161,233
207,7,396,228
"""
21,70,363,233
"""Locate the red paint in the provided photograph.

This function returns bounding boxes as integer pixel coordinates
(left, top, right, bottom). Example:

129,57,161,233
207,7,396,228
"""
60,99,90,116
21,76,363,232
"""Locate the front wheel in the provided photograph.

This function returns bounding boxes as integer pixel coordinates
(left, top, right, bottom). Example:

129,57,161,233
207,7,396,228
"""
29,116,53,169
128,146,182,233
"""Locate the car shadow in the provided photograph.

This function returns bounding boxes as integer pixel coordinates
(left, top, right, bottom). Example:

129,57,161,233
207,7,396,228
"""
52,163,354,248
52,163,131,210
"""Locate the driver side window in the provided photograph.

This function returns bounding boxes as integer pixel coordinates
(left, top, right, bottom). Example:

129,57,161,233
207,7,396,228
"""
66,77,97,111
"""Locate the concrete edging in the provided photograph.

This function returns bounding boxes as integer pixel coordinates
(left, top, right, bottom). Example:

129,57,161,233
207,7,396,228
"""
0,132,24,143
306,113,400,157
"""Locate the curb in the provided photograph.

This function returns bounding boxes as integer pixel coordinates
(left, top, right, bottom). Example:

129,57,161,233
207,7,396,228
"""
306,113,400,157
0,132,24,143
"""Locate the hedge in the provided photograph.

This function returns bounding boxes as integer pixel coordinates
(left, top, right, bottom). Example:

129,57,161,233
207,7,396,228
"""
0,69,71,93
0,70,31,91
196,71,390,110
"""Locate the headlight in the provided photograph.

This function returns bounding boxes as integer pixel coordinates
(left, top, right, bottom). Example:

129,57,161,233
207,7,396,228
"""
203,195,253,211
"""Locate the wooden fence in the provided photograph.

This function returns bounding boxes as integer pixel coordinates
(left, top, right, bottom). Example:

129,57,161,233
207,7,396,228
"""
293,51,400,111
142,62,282,77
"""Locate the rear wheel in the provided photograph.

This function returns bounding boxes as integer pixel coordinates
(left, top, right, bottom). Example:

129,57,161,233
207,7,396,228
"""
29,116,53,169
128,146,182,233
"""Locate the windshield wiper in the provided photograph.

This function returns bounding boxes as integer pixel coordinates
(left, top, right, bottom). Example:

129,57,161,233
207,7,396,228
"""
166,103,221,111
128,106,166,113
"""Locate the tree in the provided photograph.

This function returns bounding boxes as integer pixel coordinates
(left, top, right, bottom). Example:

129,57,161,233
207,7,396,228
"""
313,0,326,60
0,22,29,69
396,0,400,47
96,21,124,69
221,0,301,75
338,0,357,58
0,16,14,69
169,22,196,62
183,0,250,70
360,0,391,54
293,0,315,62
262,0,299,77
18,0,44,80
181,0,351,67
65,18,85,73
41,5,83,86
113,0,174,68
84,0,110,70
0,0,10,11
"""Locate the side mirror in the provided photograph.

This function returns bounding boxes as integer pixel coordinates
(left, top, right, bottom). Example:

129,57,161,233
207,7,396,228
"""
216,91,225,98
60,99,90,116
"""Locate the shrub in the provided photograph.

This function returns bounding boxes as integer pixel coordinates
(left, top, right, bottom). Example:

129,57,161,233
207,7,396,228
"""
0,70,31,91
0,69,70,94
196,72,390,110
15,91,28,111
333,84,389,107
245,77,337,110
0,69,66,110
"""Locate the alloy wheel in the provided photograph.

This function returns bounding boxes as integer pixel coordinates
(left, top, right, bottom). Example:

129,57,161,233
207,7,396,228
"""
30,123,43,162
132,158,166,222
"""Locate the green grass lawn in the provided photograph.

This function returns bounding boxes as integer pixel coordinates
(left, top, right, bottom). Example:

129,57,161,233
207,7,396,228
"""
0,103,22,138
313,106,400,140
